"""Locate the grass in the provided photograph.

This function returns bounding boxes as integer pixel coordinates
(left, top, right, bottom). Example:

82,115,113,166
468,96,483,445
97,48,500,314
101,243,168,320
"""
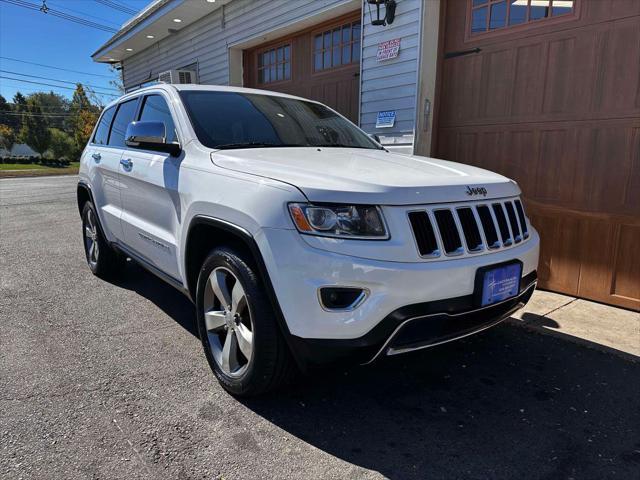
0,162,80,178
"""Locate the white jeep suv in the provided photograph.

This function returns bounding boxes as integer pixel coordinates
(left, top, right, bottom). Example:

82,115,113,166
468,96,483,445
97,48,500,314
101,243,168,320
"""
78,85,539,396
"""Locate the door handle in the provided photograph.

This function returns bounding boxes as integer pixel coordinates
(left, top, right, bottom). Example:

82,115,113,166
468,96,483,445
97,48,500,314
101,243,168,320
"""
120,158,133,171
91,152,101,162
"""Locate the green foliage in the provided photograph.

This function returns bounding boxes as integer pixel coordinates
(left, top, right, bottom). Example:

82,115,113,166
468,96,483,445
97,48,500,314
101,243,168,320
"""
0,124,16,153
28,91,69,131
68,84,100,159
20,100,51,158
48,128,75,160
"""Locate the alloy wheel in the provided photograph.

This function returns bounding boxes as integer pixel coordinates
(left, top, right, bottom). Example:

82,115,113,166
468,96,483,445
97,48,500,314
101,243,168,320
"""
84,209,99,268
203,267,254,377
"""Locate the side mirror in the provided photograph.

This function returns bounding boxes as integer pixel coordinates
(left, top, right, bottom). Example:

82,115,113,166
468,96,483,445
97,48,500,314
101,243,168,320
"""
369,133,381,144
125,121,181,156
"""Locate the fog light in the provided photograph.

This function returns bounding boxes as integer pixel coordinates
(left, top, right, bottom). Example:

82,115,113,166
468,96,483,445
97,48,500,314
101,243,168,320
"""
319,287,368,311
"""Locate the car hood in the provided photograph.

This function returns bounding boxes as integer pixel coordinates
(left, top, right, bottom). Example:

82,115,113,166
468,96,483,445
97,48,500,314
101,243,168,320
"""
211,147,520,205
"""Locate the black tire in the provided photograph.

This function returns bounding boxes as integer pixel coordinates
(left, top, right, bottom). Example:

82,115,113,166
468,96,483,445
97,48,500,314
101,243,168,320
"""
196,247,296,396
81,201,124,279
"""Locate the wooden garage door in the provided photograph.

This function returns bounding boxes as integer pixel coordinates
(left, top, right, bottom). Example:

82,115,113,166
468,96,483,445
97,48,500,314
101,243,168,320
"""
244,12,361,123
435,0,640,310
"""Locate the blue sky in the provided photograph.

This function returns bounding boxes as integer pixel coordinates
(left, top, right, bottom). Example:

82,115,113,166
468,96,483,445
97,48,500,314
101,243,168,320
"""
0,0,150,104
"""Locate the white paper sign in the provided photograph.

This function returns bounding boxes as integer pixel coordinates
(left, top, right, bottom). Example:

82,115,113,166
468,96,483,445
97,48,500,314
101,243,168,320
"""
376,111,396,128
376,38,401,61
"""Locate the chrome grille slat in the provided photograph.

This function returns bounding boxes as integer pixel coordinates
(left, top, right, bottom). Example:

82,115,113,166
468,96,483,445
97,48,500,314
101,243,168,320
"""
407,197,530,260
504,201,522,244
514,200,529,239
492,203,513,247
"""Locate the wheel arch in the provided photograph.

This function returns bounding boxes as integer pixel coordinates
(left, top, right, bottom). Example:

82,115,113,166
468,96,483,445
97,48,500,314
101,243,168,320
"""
184,215,304,367
77,181,93,217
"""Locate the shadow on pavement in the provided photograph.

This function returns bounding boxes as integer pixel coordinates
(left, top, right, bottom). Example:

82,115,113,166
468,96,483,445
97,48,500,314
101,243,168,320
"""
114,260,198,337
110,265,640,479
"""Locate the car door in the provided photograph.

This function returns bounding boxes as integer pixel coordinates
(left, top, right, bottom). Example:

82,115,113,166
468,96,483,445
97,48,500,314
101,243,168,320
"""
85,104,125,242
118,93,182,280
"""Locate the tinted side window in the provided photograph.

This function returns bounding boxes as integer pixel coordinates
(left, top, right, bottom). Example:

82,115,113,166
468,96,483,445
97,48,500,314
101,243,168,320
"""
138,95,177,143
108,99,138,148
92,106,116,145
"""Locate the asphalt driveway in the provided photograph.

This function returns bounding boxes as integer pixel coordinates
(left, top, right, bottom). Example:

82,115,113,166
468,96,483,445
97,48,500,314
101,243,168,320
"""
1,175,638,479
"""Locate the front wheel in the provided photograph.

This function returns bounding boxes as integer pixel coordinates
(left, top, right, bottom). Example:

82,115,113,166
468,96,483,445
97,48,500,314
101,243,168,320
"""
81,201,124,279
196,247,296,396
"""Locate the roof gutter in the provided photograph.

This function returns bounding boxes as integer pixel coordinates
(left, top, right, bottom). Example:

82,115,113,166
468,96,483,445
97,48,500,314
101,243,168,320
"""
91,0,180,61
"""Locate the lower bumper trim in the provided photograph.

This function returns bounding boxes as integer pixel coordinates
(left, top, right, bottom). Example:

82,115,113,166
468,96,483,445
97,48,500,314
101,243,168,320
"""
287,271,537,368
367,281,536,363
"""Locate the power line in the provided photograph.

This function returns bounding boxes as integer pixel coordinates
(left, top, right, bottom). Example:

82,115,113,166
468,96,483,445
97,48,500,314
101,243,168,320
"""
0,76,119,97
0,0,118,33
1,70,121,93
94,0,137,15
0,110,73,117
47,0,121,28
0,56,115,79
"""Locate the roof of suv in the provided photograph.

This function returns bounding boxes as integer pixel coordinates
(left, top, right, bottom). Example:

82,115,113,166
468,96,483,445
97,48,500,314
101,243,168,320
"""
104,84,313,109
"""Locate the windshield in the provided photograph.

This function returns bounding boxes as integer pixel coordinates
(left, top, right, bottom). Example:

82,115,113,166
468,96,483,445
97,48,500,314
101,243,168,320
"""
179,90,381,150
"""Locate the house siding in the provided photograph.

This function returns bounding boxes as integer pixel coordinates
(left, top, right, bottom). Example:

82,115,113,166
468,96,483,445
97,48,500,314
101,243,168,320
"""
120,0,421,148
360,0,421,146
122,0,350,88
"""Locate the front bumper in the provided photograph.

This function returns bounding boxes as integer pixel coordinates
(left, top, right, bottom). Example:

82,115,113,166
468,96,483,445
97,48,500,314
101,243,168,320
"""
287,271,536,366
257,227,539,339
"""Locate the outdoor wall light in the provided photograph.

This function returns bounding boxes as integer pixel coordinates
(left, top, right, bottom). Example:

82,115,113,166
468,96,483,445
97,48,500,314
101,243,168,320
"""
366,0,396,26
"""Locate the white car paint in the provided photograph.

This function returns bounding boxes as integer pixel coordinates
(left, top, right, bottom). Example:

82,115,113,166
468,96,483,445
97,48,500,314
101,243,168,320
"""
79,84,539,342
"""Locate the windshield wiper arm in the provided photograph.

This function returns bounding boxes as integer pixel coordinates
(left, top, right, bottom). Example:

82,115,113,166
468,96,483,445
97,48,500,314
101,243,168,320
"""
319,143,381,150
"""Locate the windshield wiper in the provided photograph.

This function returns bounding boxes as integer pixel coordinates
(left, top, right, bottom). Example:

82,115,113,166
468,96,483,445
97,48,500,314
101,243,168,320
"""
215,142,307,150
319,143,382,150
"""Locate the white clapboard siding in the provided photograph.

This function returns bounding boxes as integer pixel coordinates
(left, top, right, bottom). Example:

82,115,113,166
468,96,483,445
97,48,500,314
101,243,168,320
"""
359,0,421,141
121,0,421,145
123,0,350,88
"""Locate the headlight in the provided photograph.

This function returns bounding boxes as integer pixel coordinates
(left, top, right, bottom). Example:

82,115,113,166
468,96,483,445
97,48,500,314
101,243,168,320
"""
288,203,388,239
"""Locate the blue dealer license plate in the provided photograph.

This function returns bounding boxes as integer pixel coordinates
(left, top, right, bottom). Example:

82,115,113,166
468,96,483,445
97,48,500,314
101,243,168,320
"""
479,263,522,307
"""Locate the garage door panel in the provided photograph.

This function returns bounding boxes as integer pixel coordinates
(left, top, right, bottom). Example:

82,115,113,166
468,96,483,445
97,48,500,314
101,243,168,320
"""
440,55,483,126
479,49,514,118
528,208,581,295
535,129,576,203
624,127,640,210
511,43,545,117
611,224,640,306
593,19,640,114
436,1,640,308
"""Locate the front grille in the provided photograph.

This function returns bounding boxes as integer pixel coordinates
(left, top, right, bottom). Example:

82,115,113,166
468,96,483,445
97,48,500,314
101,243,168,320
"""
408,198,530,259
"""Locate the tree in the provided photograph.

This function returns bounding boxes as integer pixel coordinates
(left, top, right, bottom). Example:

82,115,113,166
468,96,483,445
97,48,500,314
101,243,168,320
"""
11,92,27,132
28,91,69,131
49,128,75,160
20,100,51,158
0,124,16,154
0,95,14,128
109,64,125,95
68,84,99,160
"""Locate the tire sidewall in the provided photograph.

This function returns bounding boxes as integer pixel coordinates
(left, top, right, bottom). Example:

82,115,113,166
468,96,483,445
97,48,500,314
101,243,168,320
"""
81,202,102,275
196,248,277,396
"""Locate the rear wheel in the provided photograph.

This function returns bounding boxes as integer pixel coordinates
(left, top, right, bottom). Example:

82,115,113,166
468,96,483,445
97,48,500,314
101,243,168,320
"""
196,247,296,396
81,201,124,279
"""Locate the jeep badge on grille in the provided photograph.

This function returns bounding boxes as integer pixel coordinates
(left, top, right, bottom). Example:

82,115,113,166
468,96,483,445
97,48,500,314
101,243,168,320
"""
466,186,487,196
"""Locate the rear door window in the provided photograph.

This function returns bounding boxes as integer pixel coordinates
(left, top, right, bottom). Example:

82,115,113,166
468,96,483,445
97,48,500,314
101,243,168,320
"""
108,98,139,148
138,95,178,143
92,106,116,145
